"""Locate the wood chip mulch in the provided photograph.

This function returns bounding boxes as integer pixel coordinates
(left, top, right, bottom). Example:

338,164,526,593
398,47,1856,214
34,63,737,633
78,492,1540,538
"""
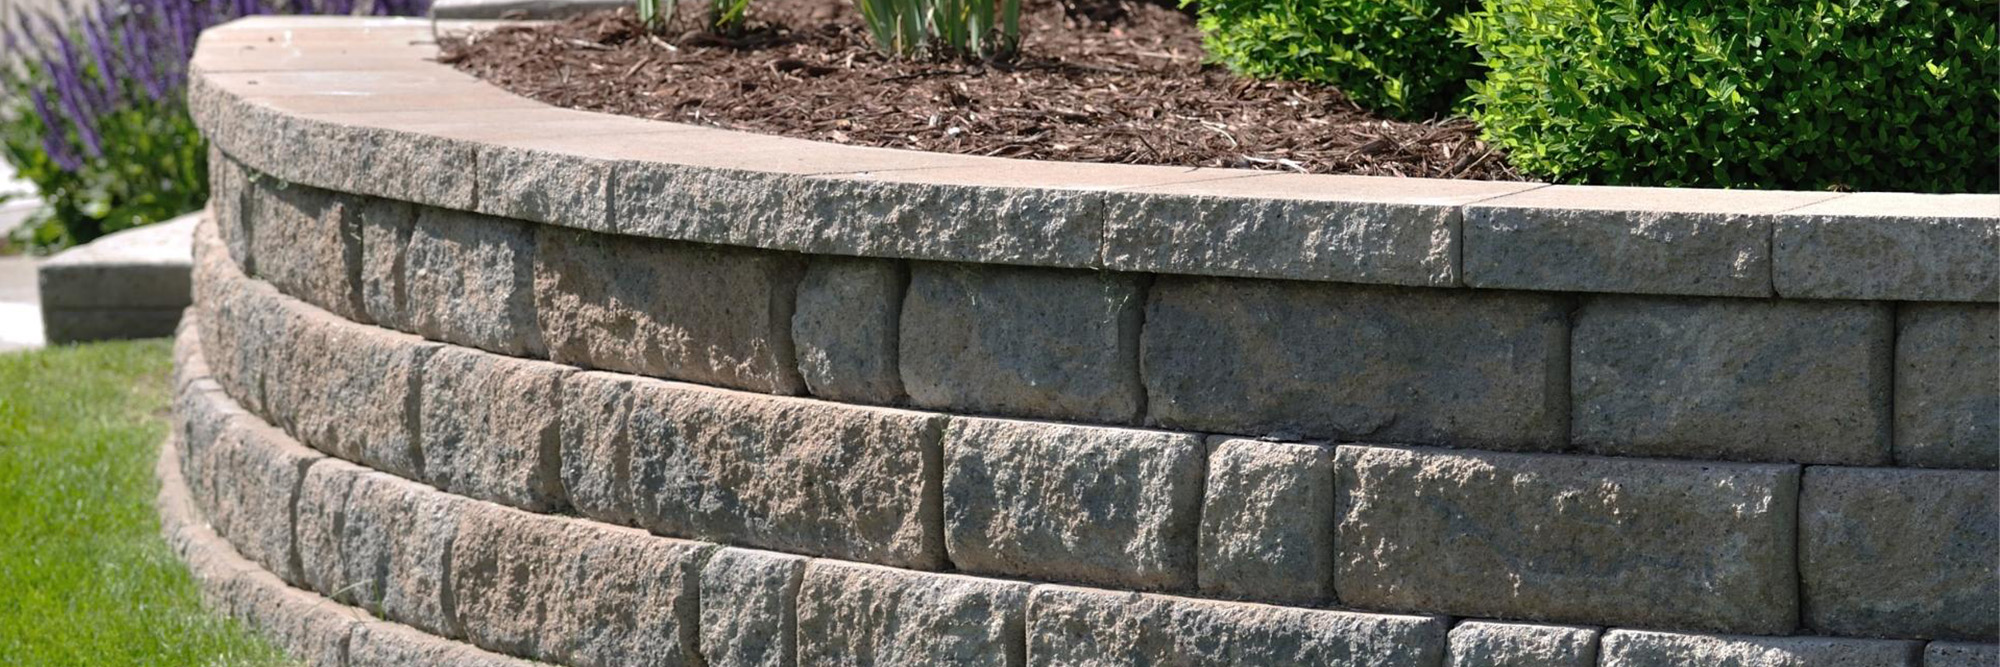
438,0,1525,180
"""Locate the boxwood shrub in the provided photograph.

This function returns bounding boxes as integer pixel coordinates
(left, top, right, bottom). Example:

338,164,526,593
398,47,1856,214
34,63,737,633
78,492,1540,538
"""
1190,0,1479,119
1456,0,1998,192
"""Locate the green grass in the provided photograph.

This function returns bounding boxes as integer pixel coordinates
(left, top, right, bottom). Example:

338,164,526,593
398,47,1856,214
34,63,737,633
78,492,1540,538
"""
0,339,291,666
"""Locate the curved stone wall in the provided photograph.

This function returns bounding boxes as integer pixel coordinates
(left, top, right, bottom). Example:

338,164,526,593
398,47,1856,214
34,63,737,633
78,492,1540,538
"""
170,15,1999,667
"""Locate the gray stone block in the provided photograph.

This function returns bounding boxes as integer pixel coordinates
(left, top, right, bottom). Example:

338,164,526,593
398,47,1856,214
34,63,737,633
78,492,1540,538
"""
208,146,254,274
294,457,367,608
793,257,905,404
559,371,639,527
208,419,323,587
1143,276,1569,450
1447,621,1600,667
1774,193,2000,302
1335,444,1800,634
1463,195,1789,297
360,198,417,333
337,473,468,639
171,313,210,391
476,144,609,230
260,300,437,479
228,569,366,667
407,207,543,357
1801,466,1998,641
943,416,1203,591
347,621,545,667
245,180,369,321
1599,630,1921,667
1027,584,1448,667
420,347,572,511
38,213,195,310
450,503,713,667
1197,437,1334,605
42,307,187,345
192,217,277,414
1573,295,1892,465
533,225,806,394
901,263,1144,424
1927,643,1999,667
797,560,1029,667
175,379,248,533
700,548,807,667
1896,303,1999,469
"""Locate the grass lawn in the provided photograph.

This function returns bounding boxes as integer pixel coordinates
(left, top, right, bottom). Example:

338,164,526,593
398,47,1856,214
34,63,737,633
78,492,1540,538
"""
0,338,290,666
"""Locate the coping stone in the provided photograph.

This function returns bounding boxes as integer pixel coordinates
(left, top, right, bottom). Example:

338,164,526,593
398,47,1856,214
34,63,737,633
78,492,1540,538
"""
943,416,1203,591
1894,303,1999,469
1197,437,1335,605
244,180,369,322
1926,643,2000,667
1599,629,1922,667
1143,275,1569,450
1800,466,1999,641
421,346,573,512
700,548,808,667
475,143,610,230
1572,295,1892,465
1447,621,1600,667
797,560,1030,667
1335,444,1800,634
792,256,906,405
901,262,1145,424
1027,584,1448,667
407,207,544,357
1774,193,2000,301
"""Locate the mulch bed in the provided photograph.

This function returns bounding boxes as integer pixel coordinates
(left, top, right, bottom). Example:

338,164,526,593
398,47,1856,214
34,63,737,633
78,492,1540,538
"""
438,0,1524,180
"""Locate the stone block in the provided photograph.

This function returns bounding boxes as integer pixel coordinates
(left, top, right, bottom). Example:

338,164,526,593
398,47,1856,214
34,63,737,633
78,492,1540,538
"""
171,313,210,391
901,263,1144,424
1927,643,1999,667
208,419,323,586
228,569,367,667
260,301,437,479
533,225,805,394
1895,303,1999,469
360,198,418,333
1027,584,1447,667
294,457,367,607
1573,295,1892,464
420,346,572,511
208,146,254,273
37,213,195,310
1774,193,2000,302
348,621,545,667
1600,630,1921,667
245,180,369,321
559,371,639,526
476,144,609,230
336,473,468,638
1447,621,1600,667
700,548,808,667
430,0,628,19
1143,276,1569,450
407,207,543,356
175,379,247,530
1335,444,1800,634
1801,466,1998,641
450,503,713,667
1197,437,1335,605
943,416,1203,591
797,560,1029,667
192,217,280,414
793,256,905,404
41,308,187,344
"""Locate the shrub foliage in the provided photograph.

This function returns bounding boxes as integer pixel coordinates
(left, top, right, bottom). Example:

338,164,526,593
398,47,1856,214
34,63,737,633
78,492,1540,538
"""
1190,0,1479,119
1456,0,1999,192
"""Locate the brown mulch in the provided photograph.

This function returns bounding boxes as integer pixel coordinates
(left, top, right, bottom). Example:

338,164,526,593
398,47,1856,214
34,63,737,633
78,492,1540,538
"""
438,0,1524,180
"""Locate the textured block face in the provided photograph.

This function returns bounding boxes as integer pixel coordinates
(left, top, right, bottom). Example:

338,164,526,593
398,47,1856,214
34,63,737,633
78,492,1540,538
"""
193,219,281,415
1464,206,1773,297
533,225,806,394
208,420,323,587
700,549,808,667
610,376,944,569
797,561,1029,667
1599,630,1921,667
1572,296,1892,465
293,458,366,609
407,207,543,356
1197,438,1335,604
1775,207,2000,301
360,198,418,332
1334,445,1800,634
209,147,254,273
476,144,609,229
227,570,365,667
1801,467,1999,641
1027,585,1448,667
176,380,246,518
260,302,436,479
348,621,544,667
1926,643,2000,667
1447,621,1600,667
943,417,1203,591
338,473,467,639
793,257,906,404
1895,303,1999,469
559,372,638,526
901,263,1144,424
246,181,369,321
1103,192,1466,287
421,347,572,511
1143,276,1569,450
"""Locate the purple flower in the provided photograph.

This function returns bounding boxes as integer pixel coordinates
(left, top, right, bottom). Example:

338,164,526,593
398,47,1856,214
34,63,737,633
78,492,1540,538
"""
29,88,82,171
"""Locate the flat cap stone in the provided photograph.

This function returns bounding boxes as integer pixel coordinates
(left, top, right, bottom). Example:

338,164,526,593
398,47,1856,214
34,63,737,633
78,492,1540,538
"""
1599,630,1921,667
1027,584,1448,667
792,256,906,405
1927,643,2000,667
407,207,544,357
420,347,573,511
1774,193,2000,301
1197,437,1335,605
943,416,1203,591
1448,621,1600,667
1144,276,1569,450
1335,444,1800,634
797,560,1030,667
900,263,1145,424
243,180,370,322
476,143,609,230
1895,303,1999,469
1801,466,1998,641
700,548,808,667
1572,295,1892,465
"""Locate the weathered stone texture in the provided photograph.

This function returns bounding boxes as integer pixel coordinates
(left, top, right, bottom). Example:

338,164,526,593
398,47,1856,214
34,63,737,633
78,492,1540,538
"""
1775,196,2000,301
260,301,437,479
700,548,808,667
171,313,210,391
943,416,1203,591
176,379,246,518
245,180,370,321
1143,276,1569,450
793,257,905,404
1028,585,1448,667
1926,643,2000,667
559,371,638,526
1572,295,1892,464
534,225,806,394
347,621,545,667
1801,466,1998,641
476,144,609,230
294,457,367,607
1599,630,1921,667
407,207,544,356
193,217,282,415
228,569,366,667
360,198,418,332
1447,621,1600,667
901,263,1144,424
421,347,572,511
450,502,714,667
333,473,467,638
797,560,1029,667
1335,444,1800,634
1895,303,1999,469
1464,205,1774,297
207,419,323,587
208,146,254,273
1197,437,1334,605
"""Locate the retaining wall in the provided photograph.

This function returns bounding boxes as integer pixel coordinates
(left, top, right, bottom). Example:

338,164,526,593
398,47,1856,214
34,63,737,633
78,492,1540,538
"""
172,15,2000,667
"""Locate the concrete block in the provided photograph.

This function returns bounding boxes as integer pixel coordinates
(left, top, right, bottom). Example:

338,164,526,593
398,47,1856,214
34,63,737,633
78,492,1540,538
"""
793,256,905,404
1197,437,1335,605
1447,621,1600,667
1801,466,1998,641
1600,629,1921,667
943,416,1203,591
294,458,367,609
1335,444,1800,634
228,569,367,667
42,307,186,345
797,560,1029,667
39,214,195,343
360,198,417,333
1895,303,1999,469
245,181,368,321
700,548,808,667
1926,643,1999,667
260,301,437,479
407,207,543,356
1027,585,1448,667
348,621,546,667
1573,295,1892,464
559,371,639,527
475,143,609,229
420,346,572,511
1775,193,2000,302
208,419,323,586
208,146,253,273
430,0,628,18
337,473,468,638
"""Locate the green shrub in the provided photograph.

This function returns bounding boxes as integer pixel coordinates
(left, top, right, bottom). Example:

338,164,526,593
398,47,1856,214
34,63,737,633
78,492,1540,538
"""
1457,0,1999,192
1190,0,1479,119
